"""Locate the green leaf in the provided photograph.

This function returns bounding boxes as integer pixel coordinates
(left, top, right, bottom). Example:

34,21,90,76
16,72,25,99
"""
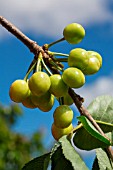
59,136,88,170
96,120,113,133
22,153,50,170
77,116,111,146
95,148,113,170
87,95,113,124
73,95,113,151
51,136,88,170
73,126,112,150
51,145,74,170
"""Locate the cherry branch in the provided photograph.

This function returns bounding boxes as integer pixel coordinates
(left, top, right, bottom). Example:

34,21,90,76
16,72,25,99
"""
68,88,105,135
0,16,48,58
68,88,113,161
0,16,113,161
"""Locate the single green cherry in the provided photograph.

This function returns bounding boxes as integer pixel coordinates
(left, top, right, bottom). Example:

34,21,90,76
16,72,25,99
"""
9,79,29,103
49,74,68,97
22,90,36,109
82,51,102,75
53,105,73,128
28,72,51,96
37,94,54,112
63,93,73,105
63,23,85,44
87,51,102,67
31,91,54,112
62,67,85,88
51,123,73,141
68,48,88,70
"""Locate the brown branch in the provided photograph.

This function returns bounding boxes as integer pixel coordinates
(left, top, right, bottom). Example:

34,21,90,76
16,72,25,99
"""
0,16,48,58
68,88,113,161
68,88,105,135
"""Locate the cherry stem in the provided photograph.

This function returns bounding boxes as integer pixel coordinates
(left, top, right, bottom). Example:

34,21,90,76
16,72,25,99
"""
47,37,65,48
41,58,53,76
72,123,83,133
58,97,64,105
36,52,42,72
49,59,63,72
48,51,69,57
54,58,68,62
24,59,37,81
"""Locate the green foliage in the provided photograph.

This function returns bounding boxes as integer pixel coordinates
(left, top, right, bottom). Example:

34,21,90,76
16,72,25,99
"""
59,136,88,169
92,148,113,170
22,153,50,170
22,95,113,169
0,103,46,170
23,136,89,170
51,145,74,170
87,95,113,123
73,127,112,150
73,95,113,150
78,116,110,145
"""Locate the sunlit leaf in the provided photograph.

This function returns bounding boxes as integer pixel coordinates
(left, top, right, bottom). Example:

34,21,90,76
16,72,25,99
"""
59,136,88,169
87,95,113,124
94,148,113,170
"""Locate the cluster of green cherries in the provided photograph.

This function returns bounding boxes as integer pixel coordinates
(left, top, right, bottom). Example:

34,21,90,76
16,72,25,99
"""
9,23,102,140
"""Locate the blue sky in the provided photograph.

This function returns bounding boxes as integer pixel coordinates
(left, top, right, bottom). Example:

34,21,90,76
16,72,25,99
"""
0,0,113,169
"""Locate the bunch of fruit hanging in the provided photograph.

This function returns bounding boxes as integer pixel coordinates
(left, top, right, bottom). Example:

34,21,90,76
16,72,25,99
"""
9,23,102,140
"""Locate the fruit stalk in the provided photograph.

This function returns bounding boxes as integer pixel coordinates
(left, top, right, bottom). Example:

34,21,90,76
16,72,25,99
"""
48,51,69,57
46,37,65,48
41,58,53,76
24,59,37,81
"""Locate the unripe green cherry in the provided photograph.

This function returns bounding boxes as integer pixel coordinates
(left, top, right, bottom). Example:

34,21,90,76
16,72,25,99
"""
31,91,51,106
38,95,54,112
49,74,68,97
63,23,85,44
87,51,102,67
63,93,73,105
28,72,51,96
83,51,102,75
37,94,54,112
31,91,54,112
53,105,73,128
62,67,85,88
68,48,88,70
22,90,36,109
51,123,73,141
9,79,29,103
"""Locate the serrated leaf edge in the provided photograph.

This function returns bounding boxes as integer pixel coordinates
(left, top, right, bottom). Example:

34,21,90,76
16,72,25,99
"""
59,136,88,170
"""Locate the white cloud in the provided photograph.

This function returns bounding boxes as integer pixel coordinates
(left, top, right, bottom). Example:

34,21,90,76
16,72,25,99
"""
0,0,112,39
75,75,113,107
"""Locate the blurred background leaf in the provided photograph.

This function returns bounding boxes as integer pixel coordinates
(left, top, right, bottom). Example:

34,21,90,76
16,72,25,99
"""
0,102,46,170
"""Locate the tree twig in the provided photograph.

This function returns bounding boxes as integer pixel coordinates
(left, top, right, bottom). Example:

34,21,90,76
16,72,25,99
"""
68,88,113,161
0,16,48,58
